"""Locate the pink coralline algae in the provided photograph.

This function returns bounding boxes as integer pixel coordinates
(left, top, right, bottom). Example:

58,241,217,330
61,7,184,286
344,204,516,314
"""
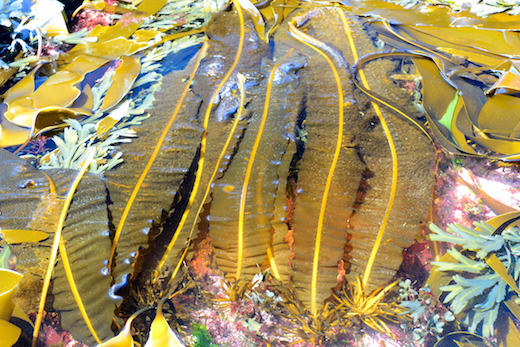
434,155,520,229
188,237,220,278
31,311,88,347
72,9,114,32
118,13,149,28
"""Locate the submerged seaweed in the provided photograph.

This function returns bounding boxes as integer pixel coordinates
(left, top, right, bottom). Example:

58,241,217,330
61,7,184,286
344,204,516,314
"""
3,0,520,346
429,222,520,338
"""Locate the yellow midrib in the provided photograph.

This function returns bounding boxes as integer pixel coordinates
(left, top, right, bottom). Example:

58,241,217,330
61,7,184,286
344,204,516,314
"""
33,150,96,347
155,0,246,284
338,10,398,288
288,21,344,317
236,49,294,281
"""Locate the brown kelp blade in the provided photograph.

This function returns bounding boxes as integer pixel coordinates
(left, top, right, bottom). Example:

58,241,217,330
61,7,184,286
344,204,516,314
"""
103,50,205,284
32,151,97,347
154,2,269,285
0,149,114,345
266,46,306,284
210,50,298,283
287,9,365,315
338,12,436,291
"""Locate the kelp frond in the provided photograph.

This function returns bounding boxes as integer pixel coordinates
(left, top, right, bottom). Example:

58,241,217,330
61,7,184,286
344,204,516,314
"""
32,149,97,347
338,10,399,289
107,39,208,273
288,12,344,318
39,169,101,340
153,0,247,284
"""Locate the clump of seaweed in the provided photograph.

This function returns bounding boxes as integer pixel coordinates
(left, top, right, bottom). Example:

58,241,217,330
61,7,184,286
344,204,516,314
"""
429,221,520,337
331,278,407,337
190,323,217,347
398,279,455,345
37,118,136,173
390,0,520,16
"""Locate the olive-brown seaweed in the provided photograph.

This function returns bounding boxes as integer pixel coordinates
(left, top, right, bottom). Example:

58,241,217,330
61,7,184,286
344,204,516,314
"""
0,149,114,345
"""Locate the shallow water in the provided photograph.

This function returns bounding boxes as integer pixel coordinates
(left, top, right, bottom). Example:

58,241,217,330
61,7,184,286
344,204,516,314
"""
1,1,520,346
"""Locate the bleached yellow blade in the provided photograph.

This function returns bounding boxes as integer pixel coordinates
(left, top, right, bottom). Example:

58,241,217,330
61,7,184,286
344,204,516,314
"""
0,230,49,244
95,321,135,347
0,269,23,321
0,319,21,347
144,298,184,347
95,307,150,347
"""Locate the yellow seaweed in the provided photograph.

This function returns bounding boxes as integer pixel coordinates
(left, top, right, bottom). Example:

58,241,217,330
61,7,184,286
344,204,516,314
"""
0,269,23,321
0,268,23,346
0,117,32,148
0,230,49,244
144,298,184,347
100,56,141,112
2,67,39,105
360,11,520,161
64,37,150,62
1,55,109,147
0,319,21,347
65,0,168,63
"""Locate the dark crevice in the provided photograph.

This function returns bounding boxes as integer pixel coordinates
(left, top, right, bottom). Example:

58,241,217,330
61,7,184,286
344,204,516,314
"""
287,100,308,198
104,186,118,281
185,199,213,263
137,146,202,282
347,167,374,227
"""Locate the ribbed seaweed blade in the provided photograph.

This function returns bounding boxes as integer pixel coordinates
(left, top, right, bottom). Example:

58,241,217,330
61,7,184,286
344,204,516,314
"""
103,55,204,284
270,140,296,283
210,54,302,282
0,149,114,345
335,11,436,291
45,169,115,345
287,11,366,312
268,53,306,283
346,57,436,291
156,11,271,284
